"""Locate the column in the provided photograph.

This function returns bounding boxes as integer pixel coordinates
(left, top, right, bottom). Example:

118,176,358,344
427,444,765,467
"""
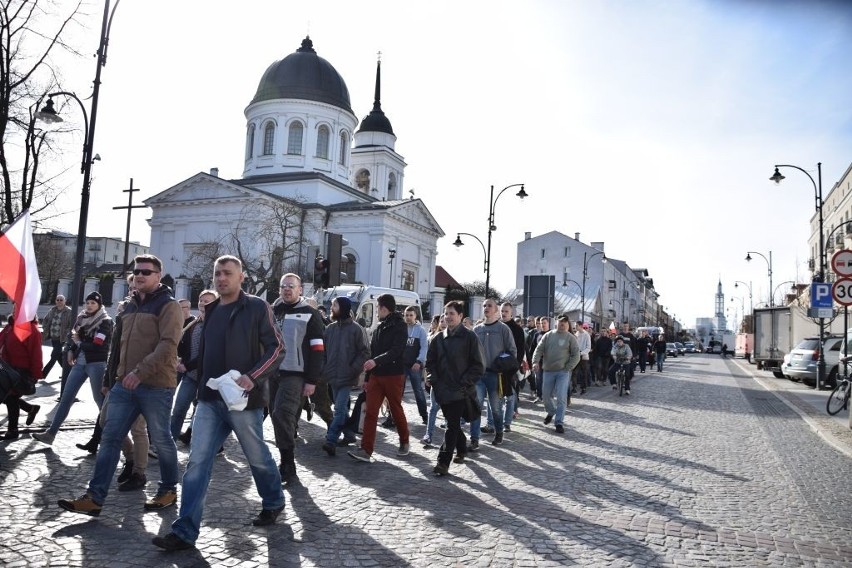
175,278,190,301
470,295,485,321
429,288,445,319
57,278,72,300
84,278,100,299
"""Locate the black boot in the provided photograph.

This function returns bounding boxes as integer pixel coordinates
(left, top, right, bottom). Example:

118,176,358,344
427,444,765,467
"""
75,438,99,454
279,450,299,487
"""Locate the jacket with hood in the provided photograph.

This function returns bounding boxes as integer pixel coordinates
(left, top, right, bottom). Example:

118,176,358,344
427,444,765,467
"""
272,297,325,384
322,317,369,388
106,284,183,388
369,311,407,376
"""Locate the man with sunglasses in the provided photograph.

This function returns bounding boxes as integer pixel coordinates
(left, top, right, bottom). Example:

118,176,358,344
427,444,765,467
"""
56,254,184,518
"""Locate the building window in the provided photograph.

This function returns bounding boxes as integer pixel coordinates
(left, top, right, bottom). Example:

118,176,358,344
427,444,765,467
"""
541,248,546,259
338,131,348,165
287,122,303,155
608,280,617,289
388,173,397,200
262,122,275,155
316,125,330,159
355,169,371,192
402,268,415,291
564,246,569,257
245,124,255,160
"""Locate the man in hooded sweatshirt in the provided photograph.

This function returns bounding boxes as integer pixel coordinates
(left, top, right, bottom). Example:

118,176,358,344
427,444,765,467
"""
320,296,369,456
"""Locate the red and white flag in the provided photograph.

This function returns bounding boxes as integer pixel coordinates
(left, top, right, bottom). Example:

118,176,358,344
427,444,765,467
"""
0,211,42,340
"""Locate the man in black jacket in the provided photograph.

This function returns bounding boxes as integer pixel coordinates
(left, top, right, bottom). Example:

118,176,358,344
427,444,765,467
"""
153,255,285,551
426,300,484,476
348,294,409,462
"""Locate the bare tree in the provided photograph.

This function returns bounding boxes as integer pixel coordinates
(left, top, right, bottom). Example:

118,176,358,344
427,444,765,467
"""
0,0,85,226
182,238,227,288
229,197,316,297
32,232,74,299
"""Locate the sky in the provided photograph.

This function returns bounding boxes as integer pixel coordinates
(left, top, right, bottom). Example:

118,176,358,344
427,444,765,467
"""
28,0,852,328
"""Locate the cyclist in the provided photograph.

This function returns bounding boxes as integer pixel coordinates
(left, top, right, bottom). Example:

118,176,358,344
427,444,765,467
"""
608,336,633,395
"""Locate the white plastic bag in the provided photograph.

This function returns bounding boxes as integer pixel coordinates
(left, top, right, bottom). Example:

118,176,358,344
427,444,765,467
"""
206,370,248,411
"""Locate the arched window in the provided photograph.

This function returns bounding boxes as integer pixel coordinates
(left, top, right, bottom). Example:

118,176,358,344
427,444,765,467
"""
338,131,348,165
262,122,275,155
316,125,330,159
355,169,371,192
245,124,255,160
388,172,398,200
287,122,303,155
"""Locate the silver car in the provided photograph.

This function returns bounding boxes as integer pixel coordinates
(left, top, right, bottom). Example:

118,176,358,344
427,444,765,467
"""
783,336,846,387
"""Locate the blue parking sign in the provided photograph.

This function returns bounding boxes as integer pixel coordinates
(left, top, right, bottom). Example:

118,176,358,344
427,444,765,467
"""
811,282,832,308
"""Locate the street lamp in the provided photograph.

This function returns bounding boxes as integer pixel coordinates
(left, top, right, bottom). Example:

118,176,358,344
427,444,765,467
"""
734,280,754,315
772,280,795,307
485,183,527,296
35,0,120,311
581,250,606,325
745,250,773,307
771,163,826,388
387,247,396,288
453,233,487,274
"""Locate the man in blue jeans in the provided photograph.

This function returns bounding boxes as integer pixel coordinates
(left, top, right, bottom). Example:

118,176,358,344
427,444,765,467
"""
531,316,580,433
56,254,183,518
153,255,285,551
470,299,517,449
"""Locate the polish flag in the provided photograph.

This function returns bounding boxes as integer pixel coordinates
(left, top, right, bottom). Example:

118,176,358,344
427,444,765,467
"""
0,211,42,340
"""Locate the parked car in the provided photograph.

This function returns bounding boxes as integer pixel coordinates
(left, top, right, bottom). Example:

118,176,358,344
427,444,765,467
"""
783,336,846,387
684,342,697,353
666,342,678,357
675,342,685,355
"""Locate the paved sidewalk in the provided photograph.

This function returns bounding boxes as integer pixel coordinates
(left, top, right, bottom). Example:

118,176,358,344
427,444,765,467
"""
2,351,851,567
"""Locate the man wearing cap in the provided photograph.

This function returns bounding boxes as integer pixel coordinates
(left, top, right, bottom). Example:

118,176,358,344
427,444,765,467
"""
41,295,73,379
574,322,592,395
320,296,369,455
55,254,183,517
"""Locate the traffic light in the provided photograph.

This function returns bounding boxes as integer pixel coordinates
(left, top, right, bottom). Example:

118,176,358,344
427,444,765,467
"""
314,255,329,288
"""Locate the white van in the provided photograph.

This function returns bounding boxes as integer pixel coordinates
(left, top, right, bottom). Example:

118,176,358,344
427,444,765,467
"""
315,285,423,339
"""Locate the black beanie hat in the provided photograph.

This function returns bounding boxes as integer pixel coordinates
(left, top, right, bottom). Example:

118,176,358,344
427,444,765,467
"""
86,291,103,306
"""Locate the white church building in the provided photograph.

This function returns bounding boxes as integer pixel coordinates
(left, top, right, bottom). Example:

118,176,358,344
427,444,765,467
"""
145,37,443,300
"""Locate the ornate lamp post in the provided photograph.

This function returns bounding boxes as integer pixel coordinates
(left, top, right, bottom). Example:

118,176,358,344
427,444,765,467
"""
771,163,826,388
453,233,487,275
36,0,121,311
485,183,527,296
745,250,773,307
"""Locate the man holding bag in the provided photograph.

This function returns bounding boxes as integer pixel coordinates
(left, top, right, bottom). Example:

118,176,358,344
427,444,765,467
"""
153,255,285,551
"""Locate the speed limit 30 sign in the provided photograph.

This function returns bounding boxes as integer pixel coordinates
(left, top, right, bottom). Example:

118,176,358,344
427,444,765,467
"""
832,277,852,306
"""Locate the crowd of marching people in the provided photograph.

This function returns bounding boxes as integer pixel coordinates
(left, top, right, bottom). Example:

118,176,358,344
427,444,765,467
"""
0,252,668,551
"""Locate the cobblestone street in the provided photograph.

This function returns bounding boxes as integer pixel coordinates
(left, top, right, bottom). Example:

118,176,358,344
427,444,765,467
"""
2,352,851,567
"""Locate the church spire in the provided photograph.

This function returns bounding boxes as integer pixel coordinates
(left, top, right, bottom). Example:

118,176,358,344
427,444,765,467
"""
357,54,394,135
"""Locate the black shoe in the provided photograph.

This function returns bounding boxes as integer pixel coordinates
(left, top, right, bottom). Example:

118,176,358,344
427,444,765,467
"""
544,414,553,425
453,453,466,464
467,439,479,452
252,505,285,526
117,460,134,484
25,405,40,426
75,438,99,454
381,417,395,429
177,428,192,445
491,432,503,446
421,415,428,425
337,431,357,447
503,425,511,432
433,463,449,476
322,441,336,456
118,472,147,491
152,532,194,551
3,428,19,440
480,426,495,434
279,464,300,487
580,389,587,395
555,424,565,434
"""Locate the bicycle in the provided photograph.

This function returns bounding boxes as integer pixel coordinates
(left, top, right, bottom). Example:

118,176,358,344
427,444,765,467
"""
615,363,628,397
827,375,850,416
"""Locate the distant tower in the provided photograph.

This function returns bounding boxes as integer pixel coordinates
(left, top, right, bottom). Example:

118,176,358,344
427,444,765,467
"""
715,279,728,331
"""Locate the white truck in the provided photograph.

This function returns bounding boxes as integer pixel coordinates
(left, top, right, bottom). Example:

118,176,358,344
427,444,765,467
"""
752,305,845,377
313,285,423,339
707,333,735,355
